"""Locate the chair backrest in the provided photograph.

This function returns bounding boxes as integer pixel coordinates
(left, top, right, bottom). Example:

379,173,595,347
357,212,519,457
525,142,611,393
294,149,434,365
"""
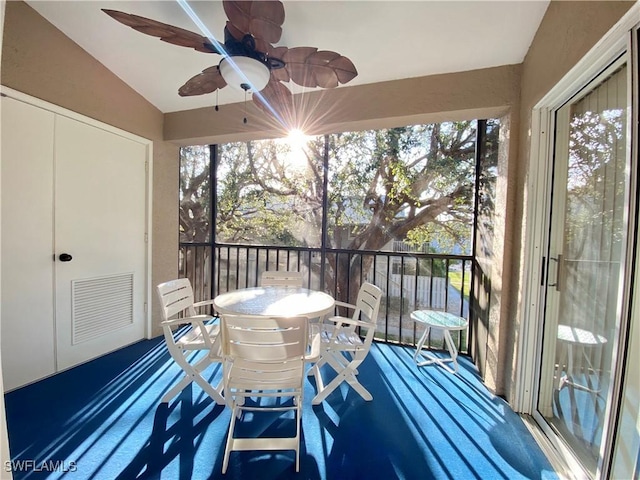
221,314,308,361
348,283,383,349
221,314,308,390
260,270,305,287
354,282,383,326
156,278,196,321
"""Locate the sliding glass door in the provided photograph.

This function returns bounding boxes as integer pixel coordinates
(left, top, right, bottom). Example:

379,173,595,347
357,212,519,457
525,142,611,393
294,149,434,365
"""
536,59,631,477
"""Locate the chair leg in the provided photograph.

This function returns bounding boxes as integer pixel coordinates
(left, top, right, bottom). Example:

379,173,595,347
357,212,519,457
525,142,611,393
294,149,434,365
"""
222,403,240,474
162,352,210,403
312,370,346,405
163,355,225,405
312,361,372,405
345,369,373,401
161,374,193,403
308,354,328,375
324,351,348,373
193,373,226,405
222,395,301,473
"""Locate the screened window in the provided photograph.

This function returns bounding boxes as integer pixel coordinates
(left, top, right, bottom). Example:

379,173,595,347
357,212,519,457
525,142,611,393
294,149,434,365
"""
208,121,484,255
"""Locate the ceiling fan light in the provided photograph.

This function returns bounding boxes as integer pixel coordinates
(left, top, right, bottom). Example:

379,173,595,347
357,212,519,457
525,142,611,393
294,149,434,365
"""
219,56,270,92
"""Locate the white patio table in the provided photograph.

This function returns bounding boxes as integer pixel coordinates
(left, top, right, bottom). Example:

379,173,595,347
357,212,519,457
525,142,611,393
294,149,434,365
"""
212,286,335,320
212,286,334,397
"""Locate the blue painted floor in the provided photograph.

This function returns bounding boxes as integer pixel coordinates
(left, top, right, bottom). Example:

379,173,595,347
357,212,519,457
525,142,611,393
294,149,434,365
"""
4,338,558,479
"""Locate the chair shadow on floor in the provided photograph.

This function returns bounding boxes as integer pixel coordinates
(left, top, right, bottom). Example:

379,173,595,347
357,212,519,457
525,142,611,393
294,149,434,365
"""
115,385,322,480
4,339,557,480
313,343,558,480
114,385,225,480
213,421,322,480
310,355,435,480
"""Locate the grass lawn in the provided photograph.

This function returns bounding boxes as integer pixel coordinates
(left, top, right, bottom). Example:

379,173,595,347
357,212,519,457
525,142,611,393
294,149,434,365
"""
448,271,471,301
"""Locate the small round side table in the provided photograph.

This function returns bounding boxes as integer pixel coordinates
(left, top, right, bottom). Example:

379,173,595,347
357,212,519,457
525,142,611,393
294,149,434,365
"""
411,310,468,374
555,324,607,391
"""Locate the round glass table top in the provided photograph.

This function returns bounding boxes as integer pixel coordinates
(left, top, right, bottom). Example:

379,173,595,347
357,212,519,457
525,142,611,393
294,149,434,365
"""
213,286,335,318
410,310,468,330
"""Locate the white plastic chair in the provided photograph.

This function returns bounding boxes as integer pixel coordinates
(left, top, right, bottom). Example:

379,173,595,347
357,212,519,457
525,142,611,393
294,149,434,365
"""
219,314,320,474
259,270,305,287
156,278,224,405
309,282,383,405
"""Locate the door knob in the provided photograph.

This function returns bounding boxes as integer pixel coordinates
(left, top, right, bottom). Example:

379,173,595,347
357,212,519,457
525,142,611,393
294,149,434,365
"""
58,253,73,262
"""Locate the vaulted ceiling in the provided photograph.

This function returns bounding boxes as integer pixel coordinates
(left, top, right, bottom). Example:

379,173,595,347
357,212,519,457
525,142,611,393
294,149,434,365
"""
27,1,550,114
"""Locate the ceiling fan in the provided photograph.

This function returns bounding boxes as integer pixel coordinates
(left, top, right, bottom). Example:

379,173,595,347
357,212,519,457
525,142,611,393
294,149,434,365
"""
103,1,358,123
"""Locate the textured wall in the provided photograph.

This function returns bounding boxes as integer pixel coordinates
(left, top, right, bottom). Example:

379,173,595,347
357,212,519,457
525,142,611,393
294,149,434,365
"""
164,65,519,145
472,112,519,393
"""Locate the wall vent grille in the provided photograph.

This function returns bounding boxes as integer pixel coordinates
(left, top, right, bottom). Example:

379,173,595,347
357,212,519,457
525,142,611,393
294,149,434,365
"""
72,273,134,344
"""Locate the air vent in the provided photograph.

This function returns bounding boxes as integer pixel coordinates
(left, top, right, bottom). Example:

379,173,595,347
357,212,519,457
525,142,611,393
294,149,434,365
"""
72,273,134,344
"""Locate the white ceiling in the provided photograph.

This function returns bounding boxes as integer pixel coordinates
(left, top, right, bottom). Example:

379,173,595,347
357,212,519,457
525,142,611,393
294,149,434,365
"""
27,1,550,113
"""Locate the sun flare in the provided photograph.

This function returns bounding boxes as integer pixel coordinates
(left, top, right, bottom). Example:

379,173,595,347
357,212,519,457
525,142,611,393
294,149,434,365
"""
285,129,311,170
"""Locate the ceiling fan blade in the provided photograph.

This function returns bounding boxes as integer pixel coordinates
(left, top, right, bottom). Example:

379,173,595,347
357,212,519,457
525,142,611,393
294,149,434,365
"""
268,46,290,82
102,9,223,54
253,78,294,124
179,66,227,97
283,47,358,88
327,56,359,84
223,1,285,45
224,21,244,41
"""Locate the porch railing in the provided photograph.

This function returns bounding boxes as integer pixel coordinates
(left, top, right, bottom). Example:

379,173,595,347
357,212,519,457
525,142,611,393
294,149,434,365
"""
179,243,473,354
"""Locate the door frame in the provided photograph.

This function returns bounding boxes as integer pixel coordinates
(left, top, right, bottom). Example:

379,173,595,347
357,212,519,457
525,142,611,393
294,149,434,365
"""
0,86,154,341
516,4,639,478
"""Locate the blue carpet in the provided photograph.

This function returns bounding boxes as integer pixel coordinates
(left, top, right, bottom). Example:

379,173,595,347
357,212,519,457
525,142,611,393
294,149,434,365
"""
4,337,558,479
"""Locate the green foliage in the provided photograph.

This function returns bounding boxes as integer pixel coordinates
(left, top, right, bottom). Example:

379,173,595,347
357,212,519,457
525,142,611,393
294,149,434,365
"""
181,122,483,250
565,108,627,256
215,137,324,246
179,145,210,243
324,122,478,252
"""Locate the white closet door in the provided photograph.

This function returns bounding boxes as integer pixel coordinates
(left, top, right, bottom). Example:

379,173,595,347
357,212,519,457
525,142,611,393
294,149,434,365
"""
54,115,147,370
1,97,56,390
